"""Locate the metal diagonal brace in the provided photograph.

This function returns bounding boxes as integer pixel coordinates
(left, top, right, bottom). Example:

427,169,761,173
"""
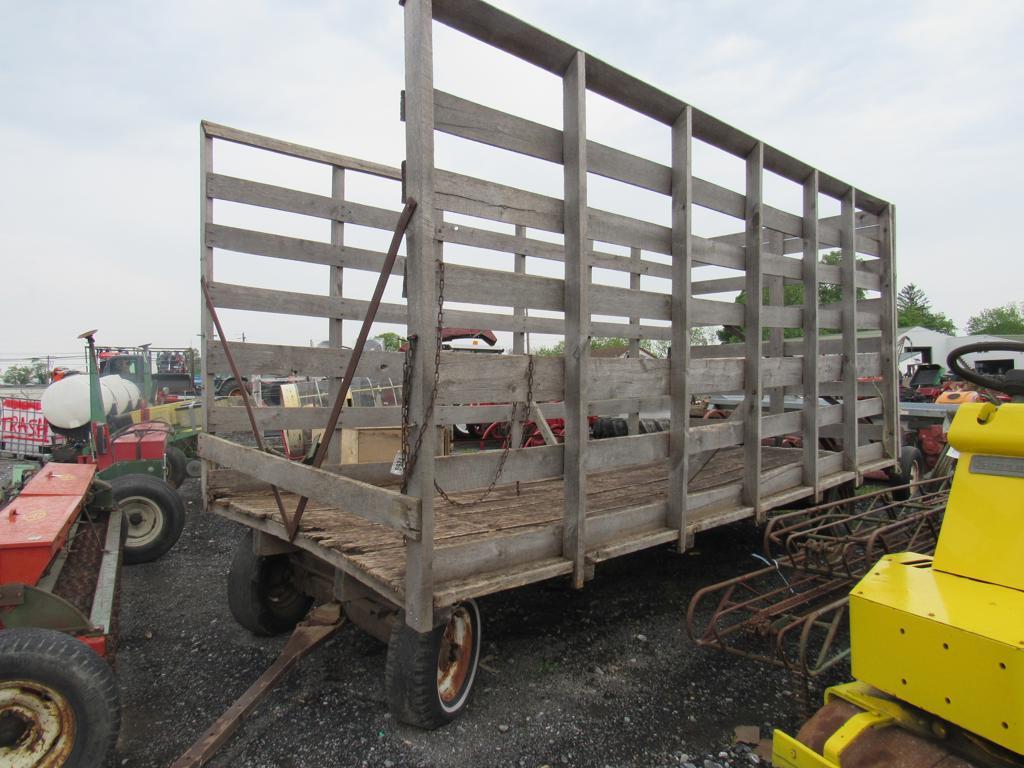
201,277,292,531
170,603,345,768
287,197,417,540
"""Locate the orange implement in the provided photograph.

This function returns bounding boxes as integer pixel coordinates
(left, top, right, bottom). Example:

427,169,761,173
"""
0,464,96,585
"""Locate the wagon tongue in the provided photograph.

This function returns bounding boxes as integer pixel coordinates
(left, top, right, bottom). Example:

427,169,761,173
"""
170,604,345,768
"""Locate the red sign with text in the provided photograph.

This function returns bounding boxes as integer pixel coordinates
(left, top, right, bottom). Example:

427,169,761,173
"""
0,398,61,455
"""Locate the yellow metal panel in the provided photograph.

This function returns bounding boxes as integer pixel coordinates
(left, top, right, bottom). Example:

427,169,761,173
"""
947,402,1024,457
772,729,837,768
935,401,1024,590
851,554,1024,754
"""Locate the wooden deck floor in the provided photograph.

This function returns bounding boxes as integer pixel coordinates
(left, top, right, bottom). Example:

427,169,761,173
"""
212,446,816,603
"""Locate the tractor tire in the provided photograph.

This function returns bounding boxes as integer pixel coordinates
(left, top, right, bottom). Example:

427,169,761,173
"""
227,529,312,636
385,600,481,729
890,446,925,502
112,474,186,565
0,628,120,767
164,444,188,488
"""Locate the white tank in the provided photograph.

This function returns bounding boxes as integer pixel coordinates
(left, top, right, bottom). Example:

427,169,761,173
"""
100,375,133,415
122,379,142,411
41,375,115,429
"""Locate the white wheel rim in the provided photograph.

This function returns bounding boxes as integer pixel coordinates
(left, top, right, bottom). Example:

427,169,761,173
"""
121,494,165,548
0,680,75,766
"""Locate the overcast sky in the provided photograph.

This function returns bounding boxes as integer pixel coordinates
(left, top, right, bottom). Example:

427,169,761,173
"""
2,0,1022,368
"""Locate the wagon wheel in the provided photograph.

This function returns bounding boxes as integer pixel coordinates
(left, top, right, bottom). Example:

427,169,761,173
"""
227,529,312,636
0,628,120,767
385,600,482,729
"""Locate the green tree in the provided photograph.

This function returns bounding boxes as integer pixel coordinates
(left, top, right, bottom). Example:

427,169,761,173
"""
2,365,33,386
897,283,956,334
965,303,1024,336
375,332,405,351
717,251,855,343
30,359,49,385
535,337,673,358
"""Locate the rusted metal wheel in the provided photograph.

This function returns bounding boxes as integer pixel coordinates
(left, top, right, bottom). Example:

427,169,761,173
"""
385,600,482,729
0,628,120,767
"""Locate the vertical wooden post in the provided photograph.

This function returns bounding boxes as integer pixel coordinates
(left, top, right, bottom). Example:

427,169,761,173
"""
840,189,859,474
200,126,213,503
668,106,692,549
766,231,785,417
801,171,820,500
327,167,346,464
627,246,641,436
402,0,439,631
877,204,899,460
562,50,589,589
511,224,527,450
742,142,764,515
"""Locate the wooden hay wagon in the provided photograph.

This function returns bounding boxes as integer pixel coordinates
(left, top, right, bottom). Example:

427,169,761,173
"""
197,0,899,729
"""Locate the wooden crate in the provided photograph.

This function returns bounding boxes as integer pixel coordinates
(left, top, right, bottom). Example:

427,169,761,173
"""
340,427,450,465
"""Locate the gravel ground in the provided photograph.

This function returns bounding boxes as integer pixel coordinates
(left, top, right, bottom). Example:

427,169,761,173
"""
2,457,845,767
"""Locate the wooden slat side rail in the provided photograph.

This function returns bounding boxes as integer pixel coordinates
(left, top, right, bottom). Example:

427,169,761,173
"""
207,173,401,231
207,342,403,379
691,334,882,360
432,88,882,252
202,120,401,181
198,434,420,537
427,0,888,213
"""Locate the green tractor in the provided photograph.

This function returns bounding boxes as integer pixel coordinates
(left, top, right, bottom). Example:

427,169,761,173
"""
39,331,185,564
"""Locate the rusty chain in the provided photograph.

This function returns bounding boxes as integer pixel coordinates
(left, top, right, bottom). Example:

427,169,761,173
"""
401,261,536,506
434,353,534,508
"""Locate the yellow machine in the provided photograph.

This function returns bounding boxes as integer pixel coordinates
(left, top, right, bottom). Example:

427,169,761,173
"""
774,342,1024,768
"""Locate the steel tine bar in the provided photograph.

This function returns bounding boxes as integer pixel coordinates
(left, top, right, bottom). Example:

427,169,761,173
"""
201,277,291,530
288,198,417,541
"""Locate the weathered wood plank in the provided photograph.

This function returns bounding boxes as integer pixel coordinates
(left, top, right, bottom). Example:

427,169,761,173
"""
877,204,899,460
203,121,401,180
841,189,859,472
562,50,589,589
198,434,420,536
801,171,820,499
668,106,692,549
402,0,439,631
742,142,764,512
207,173,400,231
200,127,214,505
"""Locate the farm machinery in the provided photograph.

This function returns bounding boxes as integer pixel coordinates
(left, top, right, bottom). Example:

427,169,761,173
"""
771,342,1024,767
0,462,123,766
38,331,185,564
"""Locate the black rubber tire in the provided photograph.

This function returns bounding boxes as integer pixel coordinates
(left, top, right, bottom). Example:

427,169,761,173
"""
891,446,925,501
227,529,312,636
0,628,120,767
385,600,481,729
111,474,186,565
164,444,187,488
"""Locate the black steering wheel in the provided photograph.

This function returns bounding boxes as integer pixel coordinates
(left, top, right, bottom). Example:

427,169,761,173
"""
946,342,1024,398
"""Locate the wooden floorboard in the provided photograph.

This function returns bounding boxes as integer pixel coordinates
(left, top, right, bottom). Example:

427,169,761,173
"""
212,446,812,600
